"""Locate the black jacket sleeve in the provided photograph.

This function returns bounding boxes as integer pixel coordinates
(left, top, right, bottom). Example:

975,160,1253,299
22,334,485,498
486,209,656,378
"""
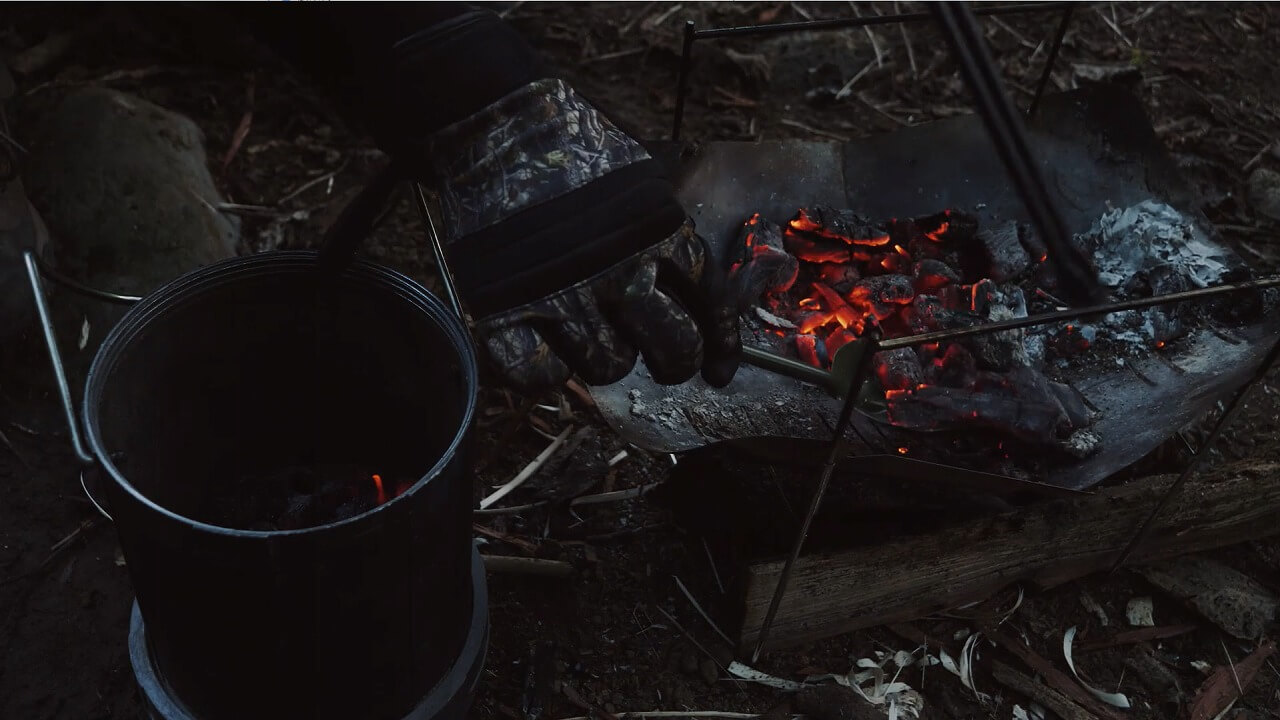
237,4,545,155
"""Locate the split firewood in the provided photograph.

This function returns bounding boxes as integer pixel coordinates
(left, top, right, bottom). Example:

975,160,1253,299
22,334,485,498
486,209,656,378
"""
1075,623,1198,653
737,462,1280,652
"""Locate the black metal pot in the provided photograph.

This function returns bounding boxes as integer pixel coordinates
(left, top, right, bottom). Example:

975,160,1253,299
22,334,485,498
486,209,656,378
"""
25,250,486,720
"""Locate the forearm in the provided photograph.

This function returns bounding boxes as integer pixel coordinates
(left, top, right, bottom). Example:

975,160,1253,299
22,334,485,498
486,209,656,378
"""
240,4,543,152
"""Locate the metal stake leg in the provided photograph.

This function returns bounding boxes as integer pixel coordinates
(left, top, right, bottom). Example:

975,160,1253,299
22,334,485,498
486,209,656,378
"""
1111,333,1280,572
1028,6,1075,118
750,336,878,661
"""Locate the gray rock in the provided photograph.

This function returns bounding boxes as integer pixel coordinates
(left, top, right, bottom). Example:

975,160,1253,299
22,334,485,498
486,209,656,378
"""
23,87,238,297
1071,62,1142,93
1248,167,1280,223
1138,554,1278,640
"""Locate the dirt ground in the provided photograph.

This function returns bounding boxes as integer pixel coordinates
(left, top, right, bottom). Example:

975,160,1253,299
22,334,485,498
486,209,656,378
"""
3,3,1280,719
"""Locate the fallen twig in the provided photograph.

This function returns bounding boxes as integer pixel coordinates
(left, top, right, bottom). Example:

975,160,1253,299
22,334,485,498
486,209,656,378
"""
674,575,734,646
1094,5,1133,47
834,59,877,101
564,378,596,408
472,523,539,553
848,2,885,69
779,119,849,142
221,76,255,172
0,427,32,470
983,626,1126,720
472,481,660,516
1075,623,1198,653
276,159,350,205
894,1,918,77
478,425,573,509
481,554,573,579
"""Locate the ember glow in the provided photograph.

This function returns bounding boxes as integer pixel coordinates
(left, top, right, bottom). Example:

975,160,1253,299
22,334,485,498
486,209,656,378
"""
731,204,1103,458
372,474,387,504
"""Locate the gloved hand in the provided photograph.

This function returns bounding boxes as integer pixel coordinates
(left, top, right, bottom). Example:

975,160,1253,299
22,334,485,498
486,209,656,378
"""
387,12,740,390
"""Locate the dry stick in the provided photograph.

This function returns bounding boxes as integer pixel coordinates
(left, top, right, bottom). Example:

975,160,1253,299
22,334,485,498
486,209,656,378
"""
983,626,1127,720
1222,639,1244,696
481,555,573,578
471,482,660,517
1244,141,1275,173
0,427,32,471
991,660,1094,720
1095,5,1132,46
857,93,908,126
478,425,573,509
779,119,849,142
276,159,350,205
893,1,918,77
849,2,885,68
673,575,734,646
835,59,877,100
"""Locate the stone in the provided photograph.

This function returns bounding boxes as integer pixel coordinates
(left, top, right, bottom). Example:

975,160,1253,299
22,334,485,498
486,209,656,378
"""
22,87,239,297
1247,167,1280,223
1138,554,1278,640
1071,62,1142,94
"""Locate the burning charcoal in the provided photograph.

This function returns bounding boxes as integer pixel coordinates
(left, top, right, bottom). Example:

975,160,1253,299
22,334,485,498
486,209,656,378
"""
812,282,865,331
729,214,799,301
913,258,960,292
873,245,914,274
1047,325,1092,357
874,348,924,391
908,235,946,261
795,333,828,367
962,330,1028,372
1021,224,1049,264
935,343,978,388
913,209,978,244
850,274,914,307
1048,381,1093,429
911,294,981,333
825,327,858,356
784,232,872,264
975,220,1032,282
816,262,861,294
886,385,1068,446
790,206,890,246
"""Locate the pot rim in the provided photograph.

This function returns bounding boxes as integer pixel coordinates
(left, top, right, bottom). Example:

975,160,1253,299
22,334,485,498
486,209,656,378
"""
81,250,478,538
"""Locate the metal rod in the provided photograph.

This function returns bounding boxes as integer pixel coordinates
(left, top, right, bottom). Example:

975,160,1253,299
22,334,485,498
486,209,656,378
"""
932,2,1100,307
672,20,696,142
30,254,141,305
1028,6,1075,117
741,275,1280,390
751,335,879,661
413,183,466,321
879,274,1280,352
696,2,1071,39
1110,332,1280,572
23,250,94,466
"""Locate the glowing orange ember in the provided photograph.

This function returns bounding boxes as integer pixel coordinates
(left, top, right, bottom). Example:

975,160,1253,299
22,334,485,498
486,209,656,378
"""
924,221,950,242
897,447,908,455
372,474,387,504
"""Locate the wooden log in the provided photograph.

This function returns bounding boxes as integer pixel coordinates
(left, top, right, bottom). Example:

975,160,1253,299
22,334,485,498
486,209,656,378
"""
737,461,1280,651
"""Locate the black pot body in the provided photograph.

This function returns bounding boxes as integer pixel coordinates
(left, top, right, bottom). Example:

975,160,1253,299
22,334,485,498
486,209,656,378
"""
82,252,480,720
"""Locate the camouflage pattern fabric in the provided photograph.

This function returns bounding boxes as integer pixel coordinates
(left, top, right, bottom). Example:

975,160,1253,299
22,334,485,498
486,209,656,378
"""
476,219,742,388
427,78,651,238
425,79,740,389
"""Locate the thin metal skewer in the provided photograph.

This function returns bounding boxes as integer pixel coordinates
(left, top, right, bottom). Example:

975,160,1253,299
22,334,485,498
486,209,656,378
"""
413,182,466,321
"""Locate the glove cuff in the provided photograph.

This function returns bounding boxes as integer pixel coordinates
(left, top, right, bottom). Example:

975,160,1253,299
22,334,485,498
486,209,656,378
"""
426,78,654,238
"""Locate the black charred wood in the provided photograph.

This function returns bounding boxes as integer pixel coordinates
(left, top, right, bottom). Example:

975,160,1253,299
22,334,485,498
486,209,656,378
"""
975,220,1032,282
793,206,889,246
729,215,799,301
784,232,873,264
817,262,861,294
887,385,1066,445
913,258,961,292
874,347,924,391
935,343,978,388
852,274,915,305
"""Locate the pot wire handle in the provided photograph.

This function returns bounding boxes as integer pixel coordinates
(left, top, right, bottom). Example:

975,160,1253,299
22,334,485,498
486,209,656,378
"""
413,182,467,322
22,250,95,466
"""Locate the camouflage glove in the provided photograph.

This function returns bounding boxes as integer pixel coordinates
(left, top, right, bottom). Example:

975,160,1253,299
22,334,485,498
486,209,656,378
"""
420,78,740,390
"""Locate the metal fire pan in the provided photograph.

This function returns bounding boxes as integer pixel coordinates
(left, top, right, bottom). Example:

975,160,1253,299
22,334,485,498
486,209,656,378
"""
594,85,1280,490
